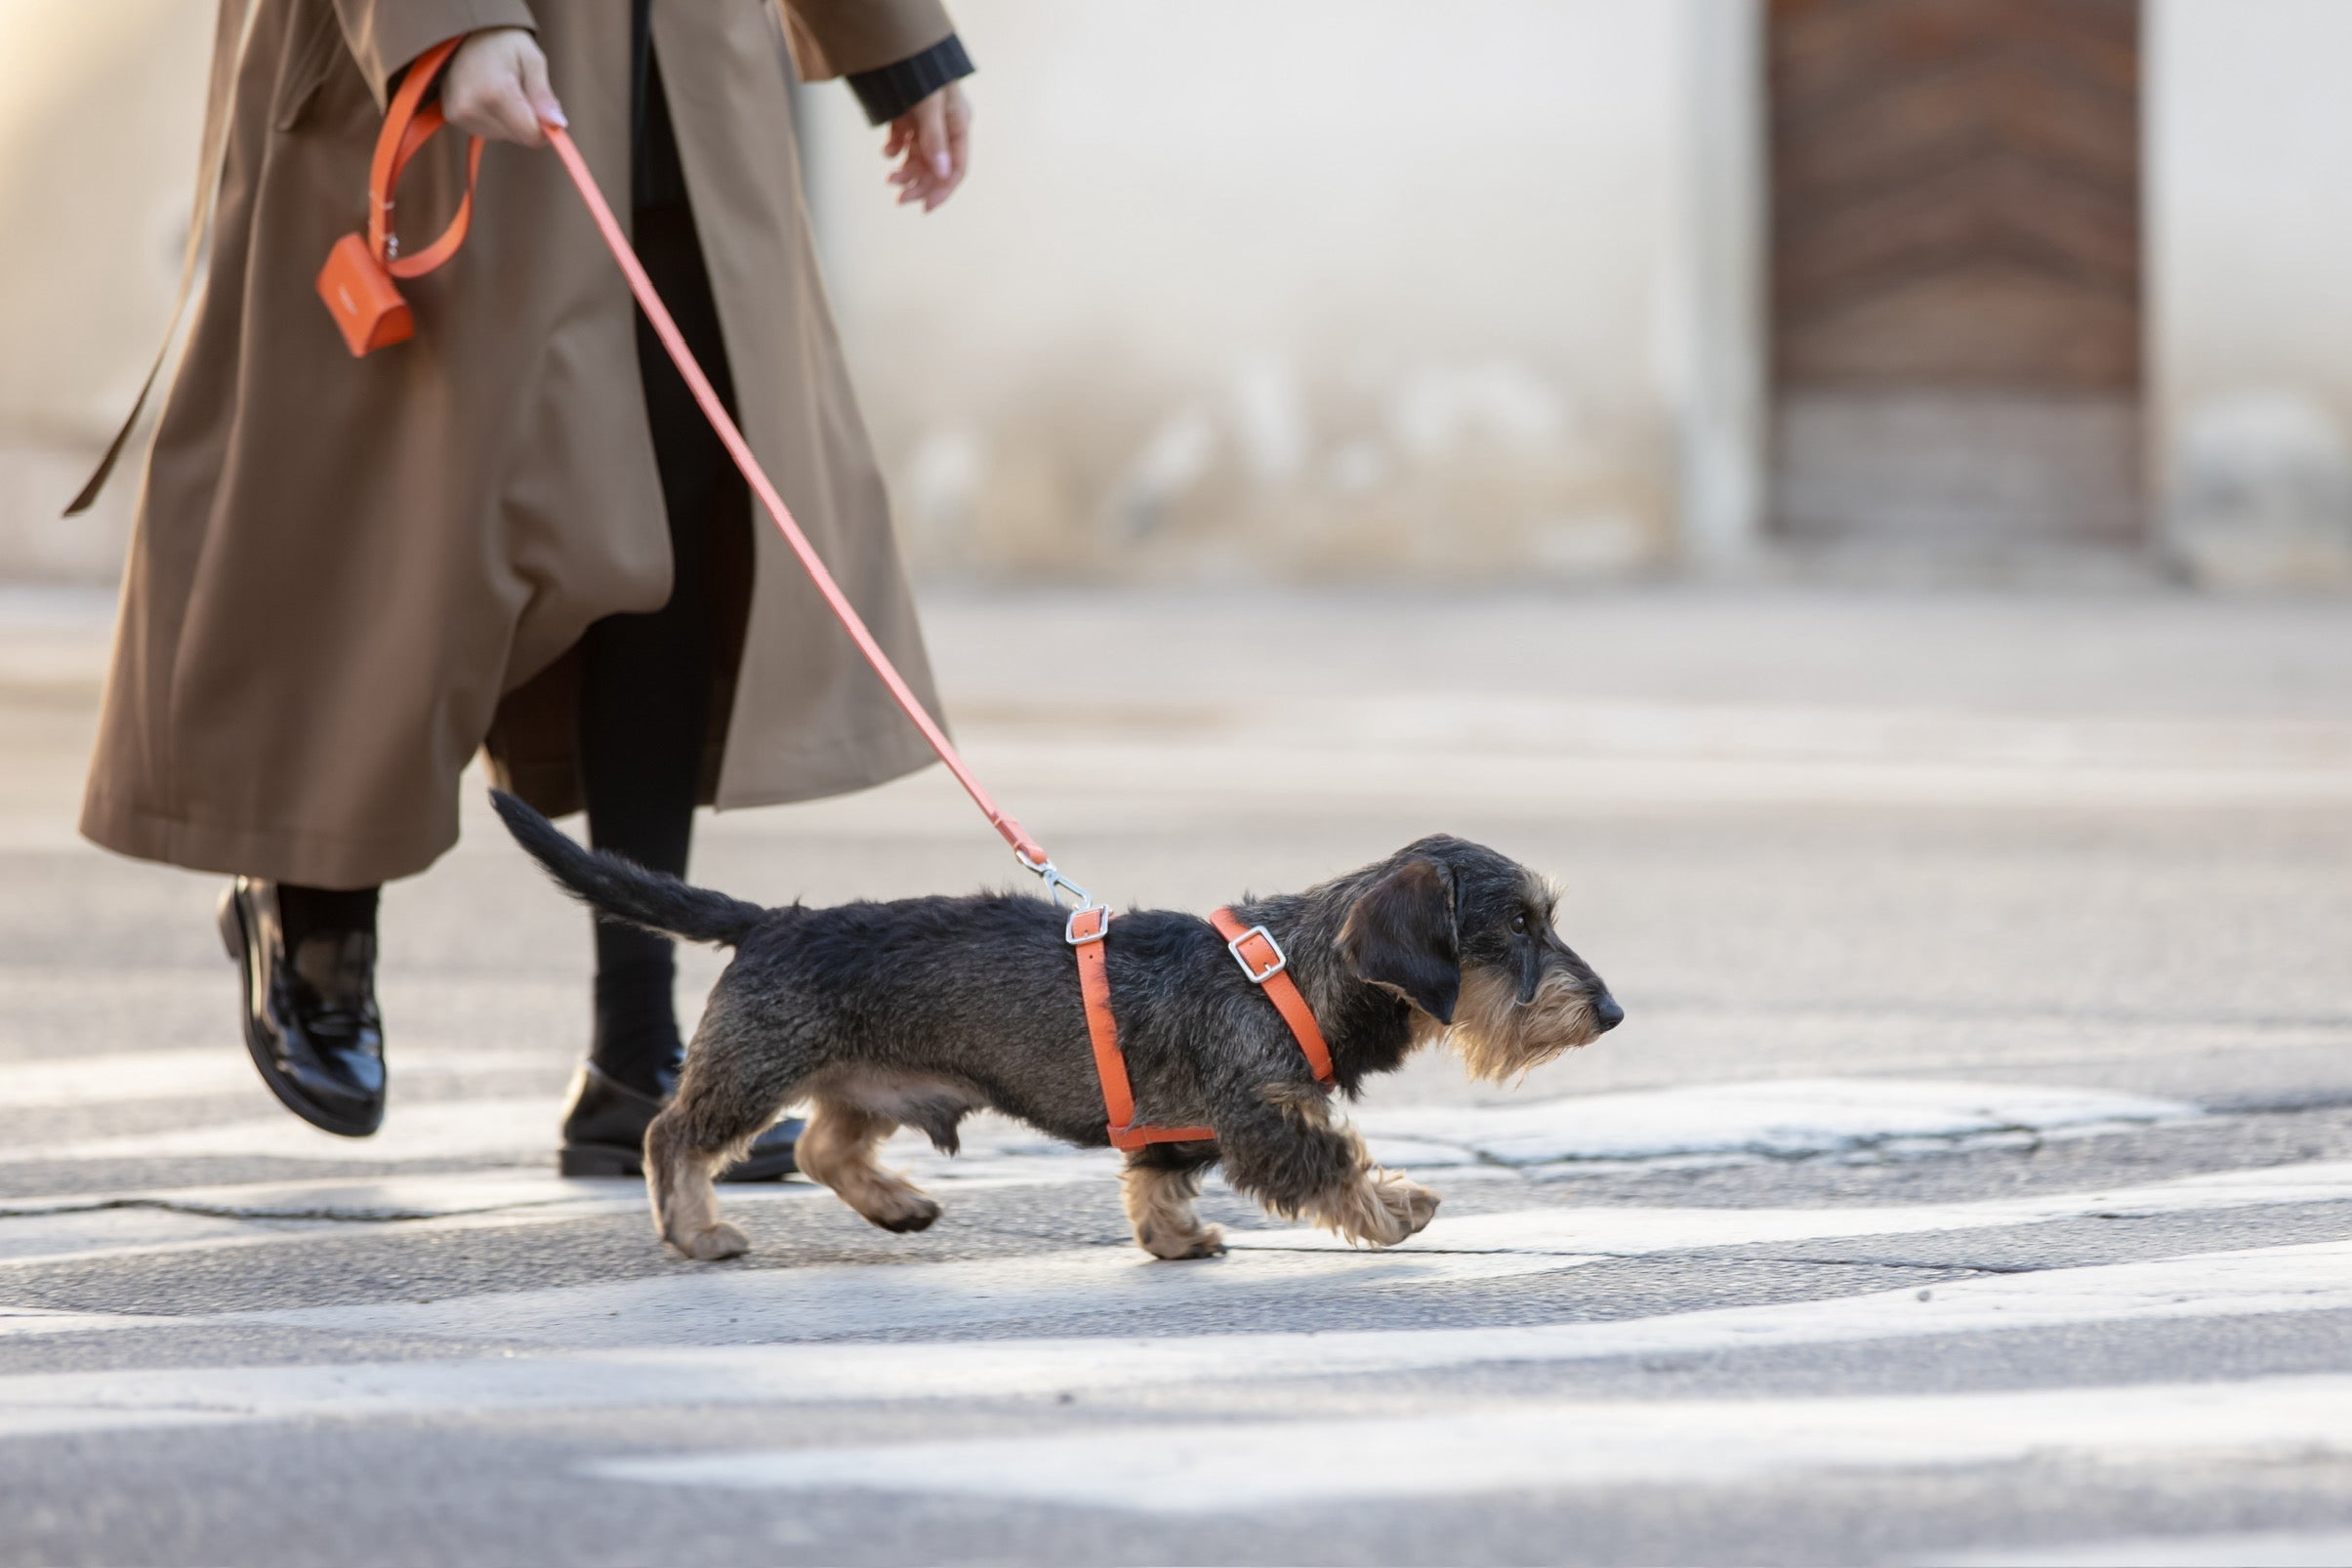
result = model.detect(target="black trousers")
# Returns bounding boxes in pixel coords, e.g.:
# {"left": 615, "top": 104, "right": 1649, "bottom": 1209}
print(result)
{"left": 282, "top": 202, "right": 742, "bottom": 1095}
{"left": 570, "top": 197, "right": 744, "bottom": 1091}
{"left": 283, "top": 50, "right": 742, "bottom": 1093}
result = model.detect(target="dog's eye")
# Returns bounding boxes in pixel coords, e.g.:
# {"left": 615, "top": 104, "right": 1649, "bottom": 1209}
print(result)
{"left": 1511, "top": 912, "right": 1528, "bottom": 933}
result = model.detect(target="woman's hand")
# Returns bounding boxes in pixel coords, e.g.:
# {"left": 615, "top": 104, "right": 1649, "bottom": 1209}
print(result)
{"left": 883, "top": 82, "right": 970, "bottom": 211}
{"left": 442, "top": 27, "right": 565, "bottom": 146}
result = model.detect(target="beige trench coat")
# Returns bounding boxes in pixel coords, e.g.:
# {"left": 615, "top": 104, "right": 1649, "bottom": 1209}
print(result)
{"left": 81, "top": 0, "right": 951, "bottom": 888}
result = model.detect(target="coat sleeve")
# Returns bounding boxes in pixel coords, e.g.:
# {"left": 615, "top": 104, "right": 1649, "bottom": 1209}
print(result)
{"left": 329, "top": 0, "right": 539, "bottom": 105}
{"left": 774, "top": 0, "right": 955, "bottom": 81}
{"left": 845, "top": 34, "right": 973, "bottom": 124}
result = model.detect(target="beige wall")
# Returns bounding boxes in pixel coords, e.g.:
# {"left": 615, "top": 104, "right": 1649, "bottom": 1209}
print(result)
{"left": 2149, "top": 0, "right": 2352, "bottom": 585}
{"left": 15, "top": 0, "right": 2345, "bottom": 590}
{"left": 0, "top": 0, "right": 211, "bottom": 578}
{"left": 0, "top": 0, "right": 1754, "bottom": 587}
{"left": 800, "top": 0, "right": 1729, "bottom": 582}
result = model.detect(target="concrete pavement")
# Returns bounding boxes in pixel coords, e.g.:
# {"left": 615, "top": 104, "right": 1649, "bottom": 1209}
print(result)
{"left": 1, "top": 583, "right": 2349, "bottom": 1565}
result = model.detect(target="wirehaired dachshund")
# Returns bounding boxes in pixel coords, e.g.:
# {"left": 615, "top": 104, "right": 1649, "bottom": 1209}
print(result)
{"left": 492, "top": 791, "right": 1622, "bottom": 1261}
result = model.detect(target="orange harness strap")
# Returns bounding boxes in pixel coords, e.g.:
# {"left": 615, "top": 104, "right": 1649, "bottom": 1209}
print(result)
{"left": 1069, "top": 906, "right": 1214, "bottom": 1152}
{"left": 1208, "top": 908, "right": 1337, "bottom": 1084}
{"left": 1069, "top": 905, "right": 1335, "bottom": 1152}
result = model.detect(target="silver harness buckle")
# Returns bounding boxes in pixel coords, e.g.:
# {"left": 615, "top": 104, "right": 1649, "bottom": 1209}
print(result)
{"left": 1225, "top": 924, "right": 1287, "bottom": 984}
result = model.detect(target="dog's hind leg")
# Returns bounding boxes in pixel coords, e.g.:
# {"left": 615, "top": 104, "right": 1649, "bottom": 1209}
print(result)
{"left": 1122, "top": 1148, "right": 1224, "bottom": 1259}
{"left": 644, "top": 1005, "right": 813, "bottom": 1261}
{"left": 645, "top": 1103, "right": 752, "bottom": 1261}
{"left": 795, "top": 1098, "right": 942, "bottom": 1234}
{"left": 1218, "top": 1083, "right": 1440, "bottom": 1249}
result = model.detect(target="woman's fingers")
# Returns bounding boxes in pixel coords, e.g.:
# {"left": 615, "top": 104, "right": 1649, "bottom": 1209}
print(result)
{"left": 887, "top": 146, "right": 934, "bottom": 206}
{"left": 883, "top": 102, "right": 943, "bottom": 206}
{"left": 931, "top": 85, "right": 970, "bottom": 207}
{"left": 488, "top": 79, "right": 543, "bottom": 147}
{"left": 882, "top": 85, "right": 969, "bottom": 211}
{"left": 913, "top": 96, "right": 952, "bottom": 184}
{"left": 518, "top": 44, "right": 566, "bottom": 134}
{"left": 944, "top": 88, "right": 970, "bottom": 182}
{"left": 444, "top": 27, "right": 554, "bottom": 146}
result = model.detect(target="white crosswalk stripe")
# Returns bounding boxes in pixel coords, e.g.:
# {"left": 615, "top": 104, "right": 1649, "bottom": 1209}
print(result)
{"left": 3, "top": 1240, "right": 2350, "bottom": 1442}
{"left": 3, "top": 1159, "right": 2345, "bottom": 1342}
{"left": 1, "top": 1056, "right": 2347, "bottom": 1555}
{"left": 591, "top": 1375, "right": 2352, "bottom": 1509}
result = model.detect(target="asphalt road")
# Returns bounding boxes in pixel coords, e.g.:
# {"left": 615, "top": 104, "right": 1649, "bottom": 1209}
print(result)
{"left": 1, "top": 583, "right": 2349, "bottom": 1567}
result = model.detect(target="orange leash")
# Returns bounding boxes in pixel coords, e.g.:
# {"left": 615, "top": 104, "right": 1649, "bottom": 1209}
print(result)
{"left": 541, "top": 127, "right": 1341, "bottom": 1148}
{"left": 541, "top": 125, "right": 1061, "bottom": 888}
{"left": 322, "top": 65, "right": 1333, "bottom": 1151}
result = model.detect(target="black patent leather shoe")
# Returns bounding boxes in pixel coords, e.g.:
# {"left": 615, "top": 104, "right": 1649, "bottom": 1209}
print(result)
{"left": 557, "top": 1061, "right": 801, "bottom": 1183}
{"left": 218, "top": 878, "right": 386, "bottom": 1137}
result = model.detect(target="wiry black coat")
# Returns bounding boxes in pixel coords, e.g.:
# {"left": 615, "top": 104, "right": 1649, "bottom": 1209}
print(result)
{"left": 492, "top": 790, "right": 1620, "bottom": 1259}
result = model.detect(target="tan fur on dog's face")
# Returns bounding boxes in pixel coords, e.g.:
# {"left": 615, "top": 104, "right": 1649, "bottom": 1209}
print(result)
{"left": 1447, "top": 963, "right": 1608, "bottom": 1082}
{"left": 1365, "top": 862, "right": 1621, "bottom": 1083}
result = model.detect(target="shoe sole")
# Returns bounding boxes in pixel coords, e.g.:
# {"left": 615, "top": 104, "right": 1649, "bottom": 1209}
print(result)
{"left": 558, "top": 1139, "right": 799, "bottom": 1183}
{"left": 557, "top": 1143, "right": 643, "bottom": 1179}
{"left": 219, "top": 888, "right": 383, "bottom": 1139}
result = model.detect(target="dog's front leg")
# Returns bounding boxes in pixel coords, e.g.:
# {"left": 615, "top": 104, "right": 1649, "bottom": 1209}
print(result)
{"left": 796, "top": 1098, "right": 942, "bottom": 1234}
{"left": 1219, "top": 1084, "right": 1440, "bottom": 1249}
{"left": 1121, "top": 1149, "right": 1225, "bottom": 1260}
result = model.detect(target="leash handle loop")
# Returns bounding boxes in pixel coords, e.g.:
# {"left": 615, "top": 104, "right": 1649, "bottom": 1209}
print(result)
{"left": 543, "top": 122, "right": 1054, "bottom": 881}
{"left": 369, "top": 38, "right": 481, "bottom": 279}
{"left": 316, "top": 34, "right": 481, "bottom": 355}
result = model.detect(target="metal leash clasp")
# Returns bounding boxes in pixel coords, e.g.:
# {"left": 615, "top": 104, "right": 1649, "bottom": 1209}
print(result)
{"left": 1015, "top": 846, "right": 1091, "bottom": 909}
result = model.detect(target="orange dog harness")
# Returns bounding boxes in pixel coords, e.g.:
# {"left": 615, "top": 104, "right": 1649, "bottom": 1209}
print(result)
{"left": 1068, "top": 905, "right": 1335, "bottom": 1151}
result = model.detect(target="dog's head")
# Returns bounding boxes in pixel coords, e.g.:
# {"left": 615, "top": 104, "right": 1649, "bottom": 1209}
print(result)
{"left": 1335, "top": 836, "right": 1622, "bottom": 1082}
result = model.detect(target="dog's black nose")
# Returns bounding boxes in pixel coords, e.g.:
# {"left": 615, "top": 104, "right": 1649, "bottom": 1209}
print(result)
{"left": 1591, "top": 994, "right": 1625, "bottom": 1033}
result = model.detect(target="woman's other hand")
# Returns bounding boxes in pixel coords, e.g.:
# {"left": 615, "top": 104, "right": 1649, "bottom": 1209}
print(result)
{"left": 883, "top": 82, "right": 970, "bottom": 212}
{"left": 444, "top": 27, "right": 565, "bottom": 146}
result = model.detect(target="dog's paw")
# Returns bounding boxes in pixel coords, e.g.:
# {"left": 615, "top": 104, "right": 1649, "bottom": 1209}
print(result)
{"left": 867, "top": 1192, "right": 942, "bottom": 1234}
{"left": 1384, "top": 1174, "right": 1441, "bottom": 1237}
{"left": 1326, "top": 1168, "right": 1441, "bottom": 1248}
{"left": 1136, "top": 1220, "right": 1226, "bottom": 1261}
{"left": 677, "top": 1221, "right": 750, "bottom": 1261}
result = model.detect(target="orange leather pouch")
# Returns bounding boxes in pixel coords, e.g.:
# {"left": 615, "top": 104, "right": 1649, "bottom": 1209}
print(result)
{"left": 318, "top": 232, "right": 415, "bottom": 355}
{"left": 314, "top": 36, "right": 483, "bottom": 357}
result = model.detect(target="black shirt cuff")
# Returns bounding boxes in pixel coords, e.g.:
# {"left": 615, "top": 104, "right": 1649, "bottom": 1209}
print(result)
{"left": 846, "top": 34, "right": 974, "bottom": 126}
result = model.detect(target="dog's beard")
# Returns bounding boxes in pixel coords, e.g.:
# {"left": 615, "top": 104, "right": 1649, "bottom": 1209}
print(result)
{"left": 1445, "top": 965, "right": 1603, "bottom": 1084}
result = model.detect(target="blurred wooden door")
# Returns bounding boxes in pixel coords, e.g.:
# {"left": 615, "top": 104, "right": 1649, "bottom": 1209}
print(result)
{"left": 1769, "top": 0, "right": 2143, "bottom": 545}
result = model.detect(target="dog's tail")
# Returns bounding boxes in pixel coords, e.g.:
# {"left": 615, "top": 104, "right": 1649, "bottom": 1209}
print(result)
{"left": 490, "top": 790, "right": 766, "bottom": 948}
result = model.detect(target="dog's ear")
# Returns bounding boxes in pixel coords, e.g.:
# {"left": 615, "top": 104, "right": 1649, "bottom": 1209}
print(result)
{"left": 1338, "top": 858, "right": 1460, "bottom": 1023}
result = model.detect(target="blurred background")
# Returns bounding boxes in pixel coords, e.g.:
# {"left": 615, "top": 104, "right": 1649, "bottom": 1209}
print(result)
{"left": 8, "top": 0, "right": 2352, "bottom": 592}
